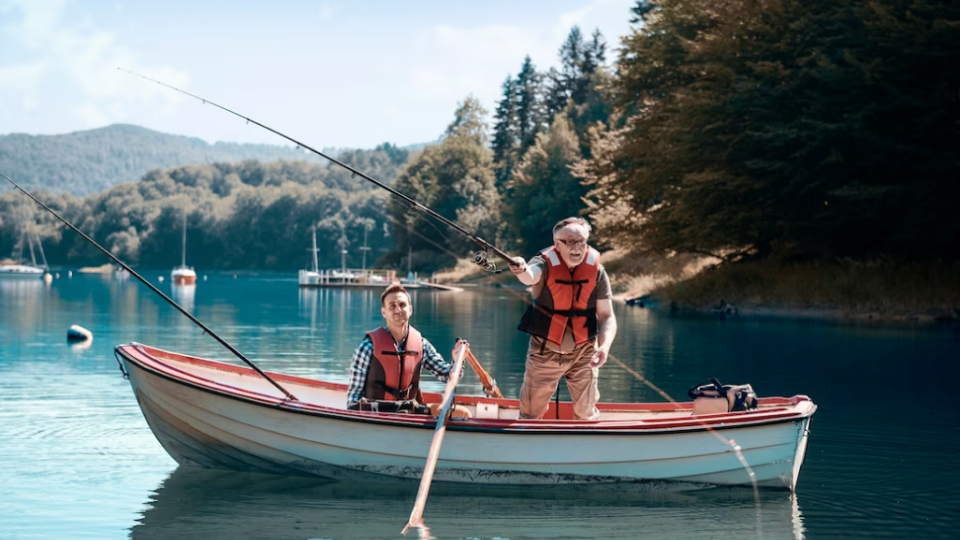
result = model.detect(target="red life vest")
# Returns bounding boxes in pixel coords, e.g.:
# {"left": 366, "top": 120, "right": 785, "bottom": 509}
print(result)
{"left": 362, "top": 326, "right": 424, "bottom": 401}
{"left": 517, "top": 246, "right": 601, "bottom": 346}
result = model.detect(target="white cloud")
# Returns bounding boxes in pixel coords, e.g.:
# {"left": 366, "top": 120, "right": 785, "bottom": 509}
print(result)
{"left": 318, "top": 1, "right": 339, "bottom": 20}
{"left": 0, "top": 0, "right": 189, "bottom": 128}
{"left": 405, "top": 0, "right": 634, "bottom": 112}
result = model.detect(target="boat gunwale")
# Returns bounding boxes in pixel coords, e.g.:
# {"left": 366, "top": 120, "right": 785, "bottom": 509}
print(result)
{"left": 117, "top": 343, "right": 816, "bottom": 435}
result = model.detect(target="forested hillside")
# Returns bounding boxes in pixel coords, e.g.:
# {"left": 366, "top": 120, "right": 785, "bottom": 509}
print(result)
{"left": 0, "top": 146, "right": 412, "bottom": 270}
{"left": 0, "top": 124, "right": 338, "bottom": 196}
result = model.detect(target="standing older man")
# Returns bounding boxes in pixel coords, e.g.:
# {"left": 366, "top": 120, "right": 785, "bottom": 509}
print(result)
{"left": 509, "top": 217, "right": 617, "bottom": 420}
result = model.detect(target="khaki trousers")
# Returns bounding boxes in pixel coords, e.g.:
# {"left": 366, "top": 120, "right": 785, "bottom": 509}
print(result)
{"left": 519, "top": 339, "right": 600, "bottom": 420}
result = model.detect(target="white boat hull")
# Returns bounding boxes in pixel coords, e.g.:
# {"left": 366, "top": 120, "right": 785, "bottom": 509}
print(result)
{"left": 0, "top": 264, "right": 44, "bottom": 278}
{"left": 118, "top": 344, "right": 815, "bottom": 490}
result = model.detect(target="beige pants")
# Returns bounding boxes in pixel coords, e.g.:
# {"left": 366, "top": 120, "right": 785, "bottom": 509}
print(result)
{"left": 519, "top": 339, "right": 600, "bottom": 420}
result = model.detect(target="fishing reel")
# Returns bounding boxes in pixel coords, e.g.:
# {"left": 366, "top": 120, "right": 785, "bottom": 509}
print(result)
{"left": 473, "top": 250, "right": 501, "bottom": 274}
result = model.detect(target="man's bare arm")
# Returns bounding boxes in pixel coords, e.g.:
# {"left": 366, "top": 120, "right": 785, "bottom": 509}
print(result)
{"left": 591, "top": 299, "right": 618, "bottom": 368}
{"left": 509, "top": 256, "right": 542, "bottom": 286}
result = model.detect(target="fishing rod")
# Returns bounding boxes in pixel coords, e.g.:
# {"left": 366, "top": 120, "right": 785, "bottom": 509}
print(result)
{"left": 0, "top": 171, "right": 299, "bottom": 402}
{"left": 119, "top": 68, "right": 518, "bottom": 273}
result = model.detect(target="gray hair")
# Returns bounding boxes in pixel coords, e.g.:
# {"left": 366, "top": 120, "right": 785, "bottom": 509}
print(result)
{"left": 552, "top": 217, "right": 592, "bottom": 237}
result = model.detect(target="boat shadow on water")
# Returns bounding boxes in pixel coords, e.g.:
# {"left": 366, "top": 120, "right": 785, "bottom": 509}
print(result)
{"left": 131, "top": 467, "right": 806, "bottom": 540}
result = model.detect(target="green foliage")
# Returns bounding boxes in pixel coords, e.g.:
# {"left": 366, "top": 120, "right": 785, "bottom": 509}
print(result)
{"left": 388, "top": 97, "right": 499, "bottom": 272}
{"left": 0, "top": 156, "right": 411, "bottom": 270}
{"left": 503, "top": 115, "right": 583, "bottom": 252}
{"left": 582, "top": 0, "right": 960, "bottom": 262}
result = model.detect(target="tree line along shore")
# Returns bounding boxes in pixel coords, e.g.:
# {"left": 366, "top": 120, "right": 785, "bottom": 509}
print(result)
{"left": 3, "top": 1, "right": 958, "bottom": 324}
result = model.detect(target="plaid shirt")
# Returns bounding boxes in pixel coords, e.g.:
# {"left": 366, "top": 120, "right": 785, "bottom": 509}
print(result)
{"left": 346, "top": 328, "right": 458, "bottom": 406}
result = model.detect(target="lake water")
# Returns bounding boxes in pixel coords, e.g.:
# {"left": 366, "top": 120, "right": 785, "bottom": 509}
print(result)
{"left": 1, "top": 273, "right": 958, "bottom": 539}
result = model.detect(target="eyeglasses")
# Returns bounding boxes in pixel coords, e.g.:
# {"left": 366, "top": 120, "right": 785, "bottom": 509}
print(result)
{"left": 556, "top": 238, "right": 587, "bottom": 248}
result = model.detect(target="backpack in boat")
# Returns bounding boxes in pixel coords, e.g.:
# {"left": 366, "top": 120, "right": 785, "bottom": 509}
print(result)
{"left": 687, "top": 378, "right": 758, "bottom": 415}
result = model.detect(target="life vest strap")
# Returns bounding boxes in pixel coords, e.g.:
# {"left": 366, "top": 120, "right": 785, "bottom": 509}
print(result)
{"left": 554, "top": 277, "right": 590, "bottom": 302}
{"left": 379, "top": 350, "right": 419, "bottom": 357}
{"left": 532, "top": 301, "right": 593, "bottom": 318}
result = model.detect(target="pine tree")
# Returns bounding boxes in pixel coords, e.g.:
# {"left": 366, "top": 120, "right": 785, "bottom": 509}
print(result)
{"left": 629, "top": 0, "right": 656, "bottom": 25}
{"left": 503, "top": 115, "right": 584, "bottom": 253}
{"left": 491, "top": 75, "right": 519, "bottom": 191}
{"left": 581, "top": 0, "right": 960, "bottom": 261}
{"left": 514, "top": 56, "right": 545, "bottom": 155}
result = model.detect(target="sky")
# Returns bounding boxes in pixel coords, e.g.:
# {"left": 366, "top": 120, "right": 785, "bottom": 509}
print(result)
{"left": 0, "top": 0, "right": 636, "bottom": 149}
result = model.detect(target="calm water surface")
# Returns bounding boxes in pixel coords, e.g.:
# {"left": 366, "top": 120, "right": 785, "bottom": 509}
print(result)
{"left": 1, "top": 274, "right": 958, "bottom": 539}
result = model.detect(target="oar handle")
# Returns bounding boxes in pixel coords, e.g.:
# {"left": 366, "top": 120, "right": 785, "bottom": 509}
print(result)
{"left": 402, "top": 340, "right": 469, "bottom": 533}
{"left": 465, "top": 348, "right": 502, "bottom": 399}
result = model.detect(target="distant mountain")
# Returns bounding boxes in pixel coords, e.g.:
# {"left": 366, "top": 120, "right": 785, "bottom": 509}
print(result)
{"left": 0, "top": 124, "right": 341, "bottom": 196}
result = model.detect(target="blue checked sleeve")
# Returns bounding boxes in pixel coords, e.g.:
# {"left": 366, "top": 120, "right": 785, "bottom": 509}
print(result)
{"left": 345, "top": 336, "right": 374, "bottom": 406}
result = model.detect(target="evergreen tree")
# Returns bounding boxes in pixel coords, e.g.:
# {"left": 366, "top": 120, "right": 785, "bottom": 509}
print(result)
{"left": 629, "top": 0, "right": 656, "bottom": 25}
{"left": 491, "top": 75, "right": 520, "bottom": 191}
{"left": 514, "top": 56, "right": 546, "bottom": 155}
{"left": 581, "top": 0, "right": 960, "bottom": 262}
{"left": 503, "top": 115, "right": 584, "bottom": 253}
{"left": 542, "top": 67, "right": 569, "bottom": 120}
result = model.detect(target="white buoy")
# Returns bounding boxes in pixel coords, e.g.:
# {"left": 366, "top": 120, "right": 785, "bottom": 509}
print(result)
{"left": 43, "top": 273, "right": 53, "bottom": 284}
{"left": 203, "top": 275, "right": 207, "bottom": 281}
{"left": 158, "top": 276, "right": 165, "bottom": 282}
{"left": 68, "top": 270, "right": 73, "bottom": 278}
{"left": 66, "top": 324, "right": 93, "bottom": 342}
{"left": 55, "top": 273, "right": 60, "bottom": 278}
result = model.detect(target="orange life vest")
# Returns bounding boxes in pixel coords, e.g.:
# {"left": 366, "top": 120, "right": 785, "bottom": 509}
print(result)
{"left": 362, "top": 326, "right": 423, "bottom": 401}
{"left": 517, "top": 246, "right": 601, "bottom": 346}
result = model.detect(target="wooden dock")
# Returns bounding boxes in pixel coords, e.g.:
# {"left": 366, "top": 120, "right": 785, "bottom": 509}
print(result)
{"left": 298, "top": 269, "right": 462, "bottom": 292}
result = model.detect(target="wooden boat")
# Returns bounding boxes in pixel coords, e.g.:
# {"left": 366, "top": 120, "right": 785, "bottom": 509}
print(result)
{"left": 115, "top": 343, "right": 816, "bottom": 491}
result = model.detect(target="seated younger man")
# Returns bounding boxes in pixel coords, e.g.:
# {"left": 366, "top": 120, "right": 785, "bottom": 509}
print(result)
{"left": 346, "top": 284, "right": 457, "bottom": 412}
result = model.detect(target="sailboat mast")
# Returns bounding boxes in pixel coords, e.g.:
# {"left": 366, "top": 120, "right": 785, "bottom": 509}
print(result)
{"left": 26, "top": 231, "right": 37, "bottom": 267}
{"left": 35, "top": 233, "right": 48, "bottom": 270}
{"left": 311, "top": 226, "right": 319, "bottom": 273}
{"left": 181, "top": 213, "right": 187, "bottom": 267}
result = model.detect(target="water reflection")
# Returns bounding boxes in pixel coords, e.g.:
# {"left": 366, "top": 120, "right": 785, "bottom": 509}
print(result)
{"left": 0, "top": 276, "right": 44, "bottom": 297}
{"left": 170, "top": 283, "right": 195, "bottom": 313}
{"left": 131, "top": 468, "right": 805, "bottom": 540}
{"left": 69, "top": 338, "right": 93, "bottom": 351}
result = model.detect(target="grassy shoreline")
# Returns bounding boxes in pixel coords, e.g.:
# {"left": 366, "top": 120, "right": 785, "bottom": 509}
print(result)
{"left": 637, "top": 259, "right": 960, "bottom": 325}
{"left": 435, "top": 252, "right": 960, "bottom": 325}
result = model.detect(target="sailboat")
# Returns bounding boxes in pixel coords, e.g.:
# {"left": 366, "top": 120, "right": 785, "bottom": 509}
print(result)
{"left": 171, "top": 213, "right": 196, "bottom": 286}
{"left": 298, "top": 226, "right": 321, "bottom": 286}
{"left": 0, "top": 229, "right": 47, "bottom": 279}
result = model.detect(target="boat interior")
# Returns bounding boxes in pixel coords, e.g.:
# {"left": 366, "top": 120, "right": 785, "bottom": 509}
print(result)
{"left": 119, "top": 343, "right": 813, "bottom": 424}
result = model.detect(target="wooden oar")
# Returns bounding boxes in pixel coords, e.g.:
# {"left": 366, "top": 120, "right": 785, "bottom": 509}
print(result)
{"left": 401, "top": 340, "right": 469, "bottom": 535}
{"left": 465, "top": 348, "right": 502, "bottom": 398}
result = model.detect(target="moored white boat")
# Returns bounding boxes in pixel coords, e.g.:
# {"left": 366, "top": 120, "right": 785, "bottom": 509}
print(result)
{"left": 171, "top": 214, "right": 196, "bottom": 286}
{"left": 171, "top": 265, "right": 196, "bottom": 286}
{"left": 116, "top": 343, "right": 816, "bottom": 491}
{"left": 0, "top": 262, "right": 44, "bottom": 278}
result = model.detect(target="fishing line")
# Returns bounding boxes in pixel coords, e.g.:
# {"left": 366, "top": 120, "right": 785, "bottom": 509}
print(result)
{"left": 120, "top": 68, "right": 516, "bottom": 273}
{"left": 495, "top": 281, "right": 763, "bottom": 528}
{"left": 120, "top": 69, "right": 762, "bottom": 522}
{"left": 0, "top": 171, "right": 299, "bottom": 401}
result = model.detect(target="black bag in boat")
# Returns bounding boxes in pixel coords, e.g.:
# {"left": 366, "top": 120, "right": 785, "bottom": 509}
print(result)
{"left": 347, "top": 398, "right": 432, "bottom": 415}
{"left": 687, "top": 378, "right": 759, "bottom": 414}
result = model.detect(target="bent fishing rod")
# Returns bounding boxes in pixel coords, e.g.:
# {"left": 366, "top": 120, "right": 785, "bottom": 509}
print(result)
{"left": 119, "top": 68, "right": 517, "bottom": 273}
{"left": 0, "top": 171, "right": 298, "bottom": 401}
